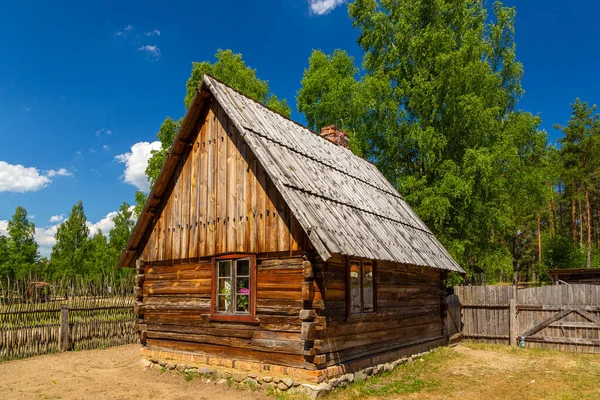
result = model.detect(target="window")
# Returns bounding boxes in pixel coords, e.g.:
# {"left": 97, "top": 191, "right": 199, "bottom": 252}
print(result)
{"left": 211, "top": 255, "right": 256, "bottom": 322}
{"left": 349, "top": 260, "right": 375, "bottom": 314}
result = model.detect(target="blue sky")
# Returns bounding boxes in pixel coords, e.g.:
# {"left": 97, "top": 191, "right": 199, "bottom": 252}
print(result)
{"left": 0, "top": 0, "right": 598, "bottom": 256}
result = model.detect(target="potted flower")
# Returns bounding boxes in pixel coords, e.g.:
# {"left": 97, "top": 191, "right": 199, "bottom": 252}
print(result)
{"left": 237, "top": 287, "right": 249, "bottom": 312}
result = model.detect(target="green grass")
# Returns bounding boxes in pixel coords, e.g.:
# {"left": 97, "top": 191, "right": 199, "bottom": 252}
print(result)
{"left": 276, "top": 344, "right": 600, "bottom": 400}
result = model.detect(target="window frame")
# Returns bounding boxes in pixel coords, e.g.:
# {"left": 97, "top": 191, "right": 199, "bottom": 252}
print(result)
{"left": 210, "top": 254, "right": 258, "bottom": 323}
{"left": 347, "top": 258, "right": 377, "bottom": 316}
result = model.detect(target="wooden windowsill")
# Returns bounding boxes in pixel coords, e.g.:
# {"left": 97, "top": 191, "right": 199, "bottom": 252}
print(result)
{"left": 209, "top": 314, "right": 260, "bottom": 324}
{"left": 345, "top": 311, "right": 377, "bottom": 323}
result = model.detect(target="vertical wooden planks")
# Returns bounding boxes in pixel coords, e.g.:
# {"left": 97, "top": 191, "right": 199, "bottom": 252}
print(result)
{"left": 172, "top": 160, "right": 181, "bottom": 260}
{"left": 266, "top": 180, "right": 277, "bottom": 253}
{"left": 207, "top": 107, "right": 216, "bottom": 257}
{"left": 226, "top": 117, "right": 237, "bottom": 252}
{"left": 257, "top": 163, "right": 267, "bottom": 253}
{"left": 237, "top": 130, "right": 247, "bottom": 252}
{"left": 248, "top": 151, "right": 257, "bottom": 253}
{"left": 180, "top": 140, "right": 191, "bottom": 259}
{"left": 135, "top": 101, "right": 310, "bottom": 261}
{"left": 216, "top": 104, "right": 227, "bottom": 254}
{"left": 189, "top": 125, "right": 200, "bottom": 259}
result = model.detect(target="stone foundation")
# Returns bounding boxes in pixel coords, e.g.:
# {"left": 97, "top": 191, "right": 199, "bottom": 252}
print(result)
{"left": 141, "top": 337, "right": 445, "bottom": 397}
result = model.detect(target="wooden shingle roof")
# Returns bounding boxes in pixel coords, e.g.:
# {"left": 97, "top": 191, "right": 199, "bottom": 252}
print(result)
{"left": 118, "top": 75, "right": 463, "bottom": 273}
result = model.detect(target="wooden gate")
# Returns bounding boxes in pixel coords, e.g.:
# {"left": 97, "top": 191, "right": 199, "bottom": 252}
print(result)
{"left": 454, "top": 284, "right": 600, "bottom": 353}
{"left": 446, "top": 293, "right": 462, "bottom": 344}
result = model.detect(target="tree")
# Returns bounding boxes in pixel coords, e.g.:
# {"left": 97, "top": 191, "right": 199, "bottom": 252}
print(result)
{"left": 297, "top": 50, "right": 362, "bottom": 132}
{"left": 6, "top": 206, "right": 38, "bottom": 279}
{"left": 136, "top": 49, "right": 292, "bottom": 215}
{"left": 84, "top": 230, "right": 111, "bottom": 279}
{"left": 0, "top": 235, "right": 11, "bottom": 280}
{"left": 184, "top": 49, "right": 291, "bottom": 114}
{"left": 556, "top": 99, "right": 600, "bottom": 268}
{"left": 50, "top": 201, "right": 90, "bottom": 279}
{"left": 108, "top": 202, "right": 135, "bottom": 264}
{"left": 296, "top": 0, "right": 550, "bottom": 279}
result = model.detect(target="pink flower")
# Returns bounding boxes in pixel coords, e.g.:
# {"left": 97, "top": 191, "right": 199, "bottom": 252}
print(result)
{"left": 240, "top": 288, "right": 249, "bottom": 294}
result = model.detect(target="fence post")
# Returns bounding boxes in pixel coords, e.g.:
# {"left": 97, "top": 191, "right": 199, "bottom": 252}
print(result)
{"left": 59, "top": 304, "right": 69, "bottom": 352}
{"left": 509, "top": 298, "right": 517, "bottom": 347}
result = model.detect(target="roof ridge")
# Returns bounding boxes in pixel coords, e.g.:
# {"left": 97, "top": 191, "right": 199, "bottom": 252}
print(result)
{"left": 203, "top": 74, "right": 378, "bottom": 161}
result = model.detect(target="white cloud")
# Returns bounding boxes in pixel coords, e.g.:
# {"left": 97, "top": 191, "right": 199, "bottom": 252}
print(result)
{"left": 103, "top": 145, "right": 110, "bottom": 151}
{"left": 87, "top": 205, "right": 136, "bottom": 236}
{"left": 96, "top": 128, "right": 112, "bottom": 137}
{"left": 46, "top": 168, "right": 73, "bottom": 178}
{"left": 115, "top": 141, "right": 161, "bottom": 192}
{"left": 87, "top": 211, "right": 119, "bottom": 236}
{"left": 138, "top": 45, "right": 161, "bottom": 60}
{"left": 35, "top": 224, "right": 58, "bottom": 247}
{"left": 0, "top": 220, "right": 7, "bottom": 236}
{"left": 145, "top": 29, "right": 160, "bottom": 36}
{"left": 116, "top": 25, "right": 134, "bottom": 36}
{"left": 308, "top": 0, "right": 345, "bottom": 15}
{"left": 0, "top": 161, "right": 51, "bottom": 192}
{"left": 49, "top": 214, "right": 64, "bottom": 223}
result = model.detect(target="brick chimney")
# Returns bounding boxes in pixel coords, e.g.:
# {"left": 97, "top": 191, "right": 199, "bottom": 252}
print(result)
{"left": 320, "top": 125, "right": 349, "bottom": 149}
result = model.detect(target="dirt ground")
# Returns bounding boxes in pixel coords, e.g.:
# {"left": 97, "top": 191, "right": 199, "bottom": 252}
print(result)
{"left": 2, "top": 343, "right": 600, "bottom": 400}
{"left": 0, "top": 345, "right": 269, "bottom": 400}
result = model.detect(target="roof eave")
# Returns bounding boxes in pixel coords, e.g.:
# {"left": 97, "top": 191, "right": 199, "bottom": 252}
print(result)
{"left": 116, "top": 82, "right": 212, "bottom": 268}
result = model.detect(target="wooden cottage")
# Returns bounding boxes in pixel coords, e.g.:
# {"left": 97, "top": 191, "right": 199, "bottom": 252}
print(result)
{"left": 118, "top": 75, "right": 464, "bottom": 381}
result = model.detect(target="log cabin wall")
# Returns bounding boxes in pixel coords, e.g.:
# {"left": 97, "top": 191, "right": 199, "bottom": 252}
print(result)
{"left": 311, "top": 255, "right": 447, "bottom": 369}
{"left": 139, "top": 100, "right": 309, "bottom": 263}
{"left": 135, "top": 100, "right": 312, "bottom": 368}
{"left": 141, "top": 256, "right": 307, "bottom": 368}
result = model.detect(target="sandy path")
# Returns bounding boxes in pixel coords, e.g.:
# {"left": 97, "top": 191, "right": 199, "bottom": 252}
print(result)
{"left": 0, "top": 345, "right": 269, "bottom": 400}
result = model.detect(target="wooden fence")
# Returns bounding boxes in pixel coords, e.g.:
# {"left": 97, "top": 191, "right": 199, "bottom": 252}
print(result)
{"left": 0, "top": 296, "right": 136, "bottom": 361}
{"left": 0, "top": 276, "right": 137, "bottom": 361}
{"left": 454, "top": 284, "right": 600, "bottom": 353}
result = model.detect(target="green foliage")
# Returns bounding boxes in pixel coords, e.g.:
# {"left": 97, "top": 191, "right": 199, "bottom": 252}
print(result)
{"left": 0, "top": 206, "right": 39, "bottom": 280}
{"left": 108, "top": 202, "right": 135, "bottom": 258}
{"left": 84, "top": 230, "right": 112, "bottom": 279}
{"left": 141, "top": 49, "right": 291, "bottom": 198}
{"left": 144, "top": 117, "right": 182, "bottom": 190}
{"left": 555, "top": 99, "right": 600, "bottom": 269}
{"left": 444, "top": 272, "right": 464, "bottom": 287}
{"left": 297, "top": 49, "right": 361, "bottom": 132}
{"left": 134, "top": 191, "right": 147, "bottom": 218}
{"left": 50, "top": 201, "right": 90, "bottom": 280}
{"left": 295, "top": 0, "right": 551, "bottom": 278}
{"left": 184, "top": 49, "right": 291, "bottom": 116}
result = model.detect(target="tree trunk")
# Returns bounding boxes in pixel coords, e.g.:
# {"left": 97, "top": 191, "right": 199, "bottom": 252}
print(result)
{"left": 538, "top": 212, "right": 542, "bottom": 264}
{"left": 578, "top": 186, "right": 583, "bottom": 246}
{"left": 512, "top": 234, "right": 518, "bottom": 287}
{"left": 585, "top": 183, "right": 592, "bottom": 268}
{"left": 548, "top": 201, "right": 556, "bottom": 236}
{"left": 572, "top": 198, "right": 577, "bottom": 246}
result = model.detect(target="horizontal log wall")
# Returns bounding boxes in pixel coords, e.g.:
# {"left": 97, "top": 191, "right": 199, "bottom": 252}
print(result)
{"left": 312, "top": 256, "right": 446, "bottom": 369}
{"left": 142, "top": 256, "right": 307, "bottom": 367}
{"left": 140, "top": 101, "right": 309, "bottom": 263}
